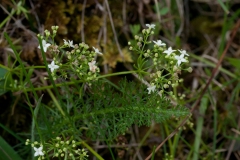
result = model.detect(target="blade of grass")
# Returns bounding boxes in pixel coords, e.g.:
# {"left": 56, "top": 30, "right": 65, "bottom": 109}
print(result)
{"left": 190, "top": 54, "right": 236, "bottom": 79}
{"left": 133, "top": 123, "right": 155, "bottom": 159}
{"left": 4, "top": 32, "right": 39, "bottom": 100}
{"left": 106, "top": 140, "right": 115, "bottom": 160}
{"left": 193, "top": 94, "right": 208, "bottom": 160}
{"left": 0, "top": 5, "right": 16, "bottom": 29}
{"left": 172, "top": 129, "right": 182, "bottom": 157}
{"left": 216, "top": 0, "right": 229, "bottom": 14}
{"left": 0, "top": 124, "right": 24, "bottom": 143}
{"left": 151, "top": 146, "right": 156, "bottom": 160}
{"left": 212, "top": 98, "right": 217, "bottom": 159}
{"left": 31, "top": 94, "right": 44, "bottom": 159}
{"left": 81, "top": 141, "right": 104, "bottom": 160}
{"left": 0, "top": 136, "right": 22, "bottom": 160}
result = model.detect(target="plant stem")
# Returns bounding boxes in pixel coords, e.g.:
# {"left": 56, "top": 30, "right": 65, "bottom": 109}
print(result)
{"left": 81, "top": 141, "right": 104, "bottom": 160}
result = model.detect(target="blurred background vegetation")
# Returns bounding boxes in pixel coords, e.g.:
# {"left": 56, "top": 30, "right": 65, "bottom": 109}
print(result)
{"left": 0, "top": 0, "right": 240, "bottom": 159}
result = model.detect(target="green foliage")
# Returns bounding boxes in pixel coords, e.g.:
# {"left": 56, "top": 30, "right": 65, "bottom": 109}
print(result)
{"left": 226, "top": 57, "right": 240, "bottom": 71}
{"left": 2, "top": 0, "right": 240, "bottom": 159}
{"left": 0, "top": 136, "right": 22, "bottom": 160}
{"left": 0, "top": 67, "right": 8, "bottom": 95}
{"left": 130, "top": 24, "right": 141, "bottom": 36}
{"left": 153, "top": 3, "right": 169, "bottom": 16}
{"left": 37, "top": 79, "right": 189, "bottom": 141}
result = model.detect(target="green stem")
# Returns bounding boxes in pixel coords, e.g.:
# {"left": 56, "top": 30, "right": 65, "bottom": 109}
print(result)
{"left": 172, "top": 129, "right": 181, "bottom": 157}
{"left": 21, "top": 70, "right": 138, "bottom": 92}
{"left": 0, "top": 9, "right": 16, "bottom": 29}
{"left": 45, "top": 85, "right": 65, "bottom": 116}
{"left": 98, "top": 70, "right": 138, "bottom": 79}
{"left": 38, "top": 37, "right": 65, "bottom": 117}
{"left": 193, "top": 94, "right": 208, "bottom": 160}
{"left": 81, "top": 141, "right": 104, "bottom": 160}
{"left": 4, "top": 32, "right": 39, "bottom": 99}
{"left": 163, "top": 123, "right": 173, "bottom": 155}
{"left": 134, "top": 123, "right": 155, "bottom": 158}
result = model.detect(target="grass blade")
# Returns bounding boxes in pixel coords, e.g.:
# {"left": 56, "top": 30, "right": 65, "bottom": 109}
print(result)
{"left": 0, "top": 136, "right": 22, "bottom": 160}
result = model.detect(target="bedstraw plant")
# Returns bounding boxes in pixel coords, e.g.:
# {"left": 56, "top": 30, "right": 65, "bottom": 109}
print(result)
{"left": 3, "top": 24, "right": 192, "bottom": 159}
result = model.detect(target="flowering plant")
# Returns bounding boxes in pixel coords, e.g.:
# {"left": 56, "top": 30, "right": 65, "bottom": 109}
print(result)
{"left": 128, "top": 24, "right": 192, "bottom": 100}
{"left": 5, "top": 24, "right": 191, "bottom": 159}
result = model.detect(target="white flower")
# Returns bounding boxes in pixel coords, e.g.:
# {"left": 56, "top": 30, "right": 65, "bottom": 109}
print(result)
{"left": 93, "top": 47, "right": 102, "bottom": 55}
{"left": 178, "top": 49, "right": 189, "bottom": 56}
{"left": 153, "top": 40, "right": 166, "bottom": 47}
{"left": 63, "top": 39, "right": 74, "bottom": 48}
{"left": 163, "top": 47, "right": 176, "bottom": 56}
{"left": 147, "top": 85, "right": 156, "bottom": 94}
{"left": 88, "top": 60, "right": 97, "bottom": 73}
{"left": 34, "top": 146, "right": 44, "bottom": 157}
{"left": 38, "top": 40, "right": 51, "bottom": 52}
{"left": 48, "top": 61, "right": 59, "bottom": 72}
{"left": 175, "top": 54, "right": 187, "bottom": 66}
{"left": 146, "top": 24, "right": 155, "bottom": 29}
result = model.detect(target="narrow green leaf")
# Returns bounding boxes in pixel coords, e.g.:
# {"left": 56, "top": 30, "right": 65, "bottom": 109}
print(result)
{"left": 216, "top": 0, "right": 229, "bottom": 14}
{"left": 226, "top": 57, "right": 240, "bottom": 70}
{"left": 193, "top": 94, "right": 208, "bottom": 160}
{"left": 0, "top": 136, "right": 22, "bottom": 160}
{"left": 0, "top": 67, "right": 8, "bottom": 95}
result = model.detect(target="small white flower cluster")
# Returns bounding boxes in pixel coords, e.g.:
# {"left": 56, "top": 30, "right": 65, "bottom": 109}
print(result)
{"left": 163, "top": 48, "right": 189, "bottom": 66}
{"left": 26, "top": 139, "right": 45, "bottom": 159}
{"left": 153, "top": 40, "right": 166, "bottom": 47}
{"left": 48, "top": 60, "right": 59, "bottom": 72}
{"left": 9, "top": 79, "right": 22, "bottom": 91}
{"left": 146, "top": 24, "right": 189, "bottom": 67}
{"left": 88, "top": 47, "right": 102, "bottom": 73}
{"left": 63, "top": 39, "right": 74, "bottom": 48}
{"left": 93, "top": 46, "right": 102, "bottom": 55}
{"left": 147, "top": 84, "right": 156, "bottom": 94}
{"left": 51, "top": 137, "right": 88, "bottom": 159}
{"left": 38, "top": 39, "right": 51, "bottom": 53}
{"left": 37, "top": 26, "right": 103, "bottom": 81}
{"left": 134, "top": 24, "right": 192, "bottom": 97}
{"left": 146, "top": 24, "right": 155, "bottom": 30}
{"left": 25, "top": 137, "right": 89, "bottom": 159}
{"left": 64, "top": 42, "right": 101, "bottom": 81}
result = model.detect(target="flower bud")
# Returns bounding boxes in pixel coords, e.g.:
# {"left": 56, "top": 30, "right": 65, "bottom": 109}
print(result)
{"left": 179, "top": 79, "right": 183, "bottom": 82}
{"left": 164, "top": 84, "right": 169, "bottom": 88}
{"left": 187, "top": 67, "right": 193, "bottom": 73}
